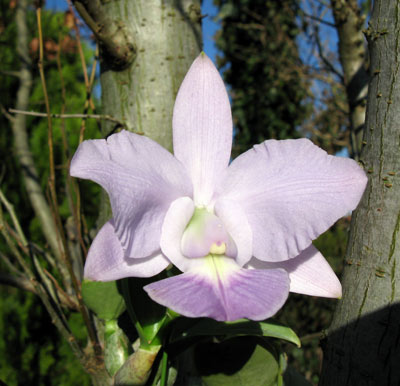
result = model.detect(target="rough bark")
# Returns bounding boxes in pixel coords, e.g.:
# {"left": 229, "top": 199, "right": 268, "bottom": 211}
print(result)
{"left": 331, "top": 0, "right": 369, "bottom": 160}
{"left": 12, "top": 0, "right": 60, "bottom": 257}
{"left": 320, "top": 1, "right": 400, "bottom": 385}
{"left": 72, "top": 0, "right": 136, "bottom": 69}
{"left": 72, "top": 1, "right": 201, "bottom": 384}
{"left": 96, "top": 0, "right": 202, "bottom": 225}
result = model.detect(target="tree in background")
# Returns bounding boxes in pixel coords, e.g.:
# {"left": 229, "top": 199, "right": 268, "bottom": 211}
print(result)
{"left": 321, "top": 0, "right": 400, "bottom": 383}
{"left": 299, "top": 0, "right": 369, "bottom": 159}
{"left": 330, "top": 0, "right": 369, "bottom": 160}
{"left": 213, "top": 0, "right": 310, "bottom": 156}
{"left": 0, "top": 1, "right": 98, "bottom": 383}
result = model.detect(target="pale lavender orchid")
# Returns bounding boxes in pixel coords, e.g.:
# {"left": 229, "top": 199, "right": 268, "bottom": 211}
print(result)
{"left": 70, "top": 53, "right": 367, "bottom": 322}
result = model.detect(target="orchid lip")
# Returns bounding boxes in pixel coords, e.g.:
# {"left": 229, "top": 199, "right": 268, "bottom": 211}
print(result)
{"left": 180, "top": 207, "right": 237, "bottom": 259}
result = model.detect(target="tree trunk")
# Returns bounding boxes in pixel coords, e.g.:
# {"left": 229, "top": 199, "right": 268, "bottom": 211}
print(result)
{"left": 331, "top": 0, "right": 369, "bottom": 160}
{"left": 72, "top": 1, "right": 201, "bottom": 384}
{"left": 85, "top": 0, "right": 202, "bottom": 224}
{"left": 320, "top": 1, "right": 400, "bottom": 385}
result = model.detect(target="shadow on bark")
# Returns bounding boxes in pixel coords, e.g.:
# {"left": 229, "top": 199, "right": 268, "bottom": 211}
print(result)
{"left": 320, "top": 303, "right": 400, "bottom": 386}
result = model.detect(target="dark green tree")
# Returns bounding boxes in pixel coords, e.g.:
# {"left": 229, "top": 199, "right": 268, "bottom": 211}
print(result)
{"left": 214, "top": 0, "right": 310, "bottom": 155}
{"left": 0, "top": 2, "right": 98, "bottom": 384}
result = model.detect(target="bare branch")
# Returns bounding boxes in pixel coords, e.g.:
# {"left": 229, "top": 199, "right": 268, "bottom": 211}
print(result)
{"left": 300, "top": 10, "right": 336, "bottom": 27}
{"left": 9, "top": 108, "right": 126, "bottom": 127}
{"left": 0, "top": 69, "right": 21, "bottom": 78}
{"left": 35, "top": 6, "right": 101, "bottom": 356}
{"left": 314, "top": 25, "right": 344, "bottom": 81}
{"left": 0, "top": 252, "right": 23, "bottom": 275}
{"left": 0, "top": 272, "right": 37, "bottom": 294}
{"left": 0, "top": 187, "right": 28, "bottom": 246}
{"left": 0, "top": 103, "right": 15, "bottom": 122}
{"left": 71, "top": 0, "right": 136, "bottom": 70}
{"left": 44, "top": 269, "right": 79, "bottom": 310}
{"left": 12, "top": 0, "right": 61, "bottom": 258}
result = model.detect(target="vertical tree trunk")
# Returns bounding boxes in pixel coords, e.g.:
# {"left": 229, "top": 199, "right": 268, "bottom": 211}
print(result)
{"left": 320, "top": 1, "right": 400, "bottom": 385}
{"left": 331, "top": 0, "right": 369, "bottom": 160}
{"left": 72, "top": 1, "right": 201, "bottom": 384}
{"left": 91, "top": 0, "right": 202, "bottom": 224}
{"left": 99, "top": 0, "right": 202, "bottom": 148}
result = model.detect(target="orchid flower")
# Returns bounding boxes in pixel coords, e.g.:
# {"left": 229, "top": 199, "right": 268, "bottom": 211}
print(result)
{"left": 70, "top": 53, "right": 367, "bottom": 322}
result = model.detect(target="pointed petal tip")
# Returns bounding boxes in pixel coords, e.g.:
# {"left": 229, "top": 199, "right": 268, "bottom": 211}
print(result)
{"left": 246, "top": 245, "right": 342, "bottom": 299}
{"left": 195, "top": 51, "right": 213, "bottom": 64}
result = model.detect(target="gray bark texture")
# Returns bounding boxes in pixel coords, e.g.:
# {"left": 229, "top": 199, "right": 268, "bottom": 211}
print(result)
{"left": 72, "top": 1, "right": 201, "bottom": 383}
{"left": 99, "top": 0, "right": 202, "bottom": 148}
{"left": 93, "top": 0, "right": 202, "bottom": 226}
{"left": 320, "top": 1, "right": 400, "bottom": 385}
{"left": 331, "top": 0, "right": 369, "bottom": 160}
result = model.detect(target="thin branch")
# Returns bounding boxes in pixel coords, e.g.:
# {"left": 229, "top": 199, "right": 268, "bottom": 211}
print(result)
{"left": 71, "top": 0, "right": 136, "bottom": 70}
{"left": 9, "top": 108, "right": 126, "bottom": 127}
{"left": 0, "top": 200, "right": 85, "bottom": 364}
{"left": 55, "top": 34, "right": 88, "bottom": 267}
{"left": 44, "top": 268, "right": 79, "bottom": 310}
{"left": 301, "top": 10, "right": 336, "bottom": 27}
{"left": 314, "top": 26, "right": 344, "bottom": 81}
{"left": 0, "top": 271, "right": 37, "bottom": 294}
{"left": 0, "top": 69, "right": 21, "bottom": 77}
{"left": 0, "top": 252, "right": 23, "bottom": 276}
{"left": 4, "top": 222, "right": 28, "bottom": 255}
{"left": 0, "top": 103, "right": 15, "bottom": 122}
{"left": 0, "top": 187, "right": 28, "bottom": 246}
{"left": 36, "top": 6, "right": 101, "bottom": 356}
{"left": 12, "top": 0, "right": 60, "bottom": 258}
{"left": 0, "top": 205, "right": 33, "bottom": 277}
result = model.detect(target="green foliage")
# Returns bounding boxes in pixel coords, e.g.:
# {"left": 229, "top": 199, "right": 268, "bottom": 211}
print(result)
{"left": 169, "top": 318, "right": 300, "bottom": 348}
{"left": 195, "top": 337, "right": 281, "bottom": 386}
{"left": 120, "top": 276, "right": 170, "bottom": 348}
{"left": 82, "top": 279, "right": 126, "bottom": 321}
{"left": 0, "top": 3, "right": 100, "bottom": 384}
{"left": 214, "top": 0, "right": 310, "bottom": 155}
{"left": 0, "top": 6, "right": 101, "bottom": 245}
{"left": 0, "top": 286, "right": 90, "bottom": 385}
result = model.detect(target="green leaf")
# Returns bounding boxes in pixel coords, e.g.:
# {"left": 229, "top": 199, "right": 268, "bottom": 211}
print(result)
{"left": 104, "top": 320, "right": 130, "bottom": 376}
{"left": 195, "top": 337, "right": 280, "bottom": 386}
{"left": 120, "top": 276, "right": 170, "bottom": 347}
{"left": 81, "top": 279, "right": 125, "bottom": 321}
{"left": 169, "top": 318, "right": 300, "bottom": 347}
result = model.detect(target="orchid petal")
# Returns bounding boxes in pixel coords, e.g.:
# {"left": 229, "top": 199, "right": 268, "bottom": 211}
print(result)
{"left": 70, "top": 131, "right": 192, "bottom": 258}
{"left": 246, "top": 245, "right": 342, "bottom": 298}
{"left": 160, "top": 196, "right": 195, "bottom": 272}
{"left": 173, "top": 53, "right": 233, "bottom": 207}
{"left": 144, "top": 256, "right": 289, "bottom": 321}
{"left": 214, "top": 199, "right": 253, "bottom": 267}
{"left": 217, "top": 139, "right": 367, "bottom": 262}
{"left": 84, "top": 220, "right": 170, "bottom": 281}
